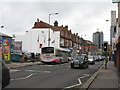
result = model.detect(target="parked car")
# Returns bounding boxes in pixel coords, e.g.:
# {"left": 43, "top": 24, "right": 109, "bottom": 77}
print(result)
{"left": 2, "top": 60, "right": 10, "bottom": 88}
{"left": 70, "top": 55, "right": 89, "bottom": 69}
{"left": 98, "top": 55, "right": 103, "bottom": 61}
{"left": 101, "top": 56, "right": 105, "bottom": 61}
{"left": 88, "top": 55, "right": 95, "bottom": 65}
{"left": 94, "top": 56, "right": 99, "bottom": 62}
{"left": 24, "top": 52, "right": 31, "bottom": 61}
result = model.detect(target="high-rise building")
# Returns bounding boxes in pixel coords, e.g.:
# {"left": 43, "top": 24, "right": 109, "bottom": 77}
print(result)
{"left": 110, "top": 11, "right": 116, "bottom": 46}
{"left": 93, "top": 31, "right": 103, "bottom": 49}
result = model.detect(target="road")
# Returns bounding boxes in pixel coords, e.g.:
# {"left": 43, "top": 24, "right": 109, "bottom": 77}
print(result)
{"left": 5, "top": 61, "right": 103, "bottom": 89}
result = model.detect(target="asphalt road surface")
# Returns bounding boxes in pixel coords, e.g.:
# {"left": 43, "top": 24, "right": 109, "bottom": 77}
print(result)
{"left": 5, "top": 61, "right": 103, "bottom": 89}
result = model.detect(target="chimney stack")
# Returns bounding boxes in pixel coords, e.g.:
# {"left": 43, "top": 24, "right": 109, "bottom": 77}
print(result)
{"left": 54, "top": 21, "right": 58, "bottom": 26}
{"left": 65, "top": 25, "right": 68, "bottom": 29}
{"left": 37, "top": 18, "right": 39, "bottom": 22}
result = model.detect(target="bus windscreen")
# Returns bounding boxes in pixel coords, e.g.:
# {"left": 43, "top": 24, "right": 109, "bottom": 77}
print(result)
{"left": 41, "top": 47, "right": 54, "bottom": 54}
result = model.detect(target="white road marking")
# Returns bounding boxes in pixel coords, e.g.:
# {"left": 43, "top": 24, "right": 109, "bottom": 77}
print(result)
{"left": 10, "top": 70, "right": 51, "bottom": 81}
{"left": 26, "top": 69, "right": 51, "bottom": 73}
{"left": 25, "top": 70, "right": 35, "bottom": 72}
{"left": 83, "top": 74, "right": 90, "bottom": 76}
{"left": 63, "top": 84, "right": 80, "bottom": 89}
{"left": 25, "top": 70, "right": 42, "bottom": 72}
{"left": 10, "top": 73, "right": 37, "bottom": 81}
{"left": 10, "top": 69, "right": 20, "bottom": 73}
{"left": 44, "top": 71, "right": 51, "bottom": 73}
{"left": 26, "top": 73, "right": 37, "bottom": 78}
{"left": 44, "top": 65, "right": 54, "bottom": 67}
{"left": 78, "top": 78, "right": 82, "bottom": 85}
{"left": 63, "top": 74, "right": 91, "bottom": 89}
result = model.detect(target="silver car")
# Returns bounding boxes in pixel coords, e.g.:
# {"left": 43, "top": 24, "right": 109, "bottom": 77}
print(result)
{"left": 88, "top": 55, "right": 95, "bottom": 65}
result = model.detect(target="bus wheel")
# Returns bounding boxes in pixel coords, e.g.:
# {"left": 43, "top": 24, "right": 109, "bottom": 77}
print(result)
{"left": 60, "top": 59, "right": 62, "bottom": 64}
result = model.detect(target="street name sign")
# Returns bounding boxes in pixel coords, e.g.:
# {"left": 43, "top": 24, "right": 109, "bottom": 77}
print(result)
{"left": 112, "top": 0, "right": 120, "bottom": 3}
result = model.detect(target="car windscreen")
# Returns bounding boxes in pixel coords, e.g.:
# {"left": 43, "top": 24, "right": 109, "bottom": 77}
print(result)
{"left": 74, "top": 55, "right": 84, "bottom": 60}
{"left": 88, "top": 56, "right": 93, "bottom": 59}
{"left": 41, "top": 47, "right": 54, "bottom": 54}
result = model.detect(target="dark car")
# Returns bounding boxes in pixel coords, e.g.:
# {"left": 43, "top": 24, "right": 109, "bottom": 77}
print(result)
{"left": 70, "top": 55, "right": 89, "bottom": 69}
{"left": 2, "top": 60, "right": 10, "bottom": 88}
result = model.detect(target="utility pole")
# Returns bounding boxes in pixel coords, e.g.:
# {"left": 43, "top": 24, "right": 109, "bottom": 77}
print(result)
{"left": 48, "top": 13, "right": 58, "bottom": 47}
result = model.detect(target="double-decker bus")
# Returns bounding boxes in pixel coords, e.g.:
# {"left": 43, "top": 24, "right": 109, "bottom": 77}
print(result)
{"left": 40, "top": 47, "right": 71, "bottom": 64}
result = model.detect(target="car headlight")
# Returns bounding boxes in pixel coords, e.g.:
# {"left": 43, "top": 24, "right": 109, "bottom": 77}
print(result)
{"left": 80, "top": 61, "right": 83, "bottom": 63}
{"left": 89, "top": 59, "right": 93, "bottom": 61}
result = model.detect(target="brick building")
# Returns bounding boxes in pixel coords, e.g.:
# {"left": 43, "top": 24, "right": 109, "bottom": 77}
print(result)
{"left": 32, "top": 19, "right": 98, "bottom": 54}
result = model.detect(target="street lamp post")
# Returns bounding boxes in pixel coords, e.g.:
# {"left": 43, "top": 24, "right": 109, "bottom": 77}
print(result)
{"left": 1, "top": 26, "right": 4, "bottom": 32}
{"left": 48, "top": 13, "right": 58, "bottom": 47}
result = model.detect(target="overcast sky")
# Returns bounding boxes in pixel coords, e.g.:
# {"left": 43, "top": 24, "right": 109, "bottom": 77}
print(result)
{"left": 0, "top": 0, "right": 117, "bottom": 43}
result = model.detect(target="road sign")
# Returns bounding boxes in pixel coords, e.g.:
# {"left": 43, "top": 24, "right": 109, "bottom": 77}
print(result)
{"left": 112, "top": 0, "right": 120, "bottom": 3}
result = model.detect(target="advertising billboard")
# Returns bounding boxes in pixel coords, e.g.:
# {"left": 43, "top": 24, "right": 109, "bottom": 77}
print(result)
{"left": 2, "top": 38, "right": 11, "bottom": 61}
{"left": 10, "top": 39, "right": 15, "bottom": 54}
{"left": 112, "top": 0, "right": 120, "bottom": 3}
{"left": 14, "top": 41, "right": 22, "bottom": 55}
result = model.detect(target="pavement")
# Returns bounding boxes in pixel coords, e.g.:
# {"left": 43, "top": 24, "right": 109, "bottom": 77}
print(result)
{"left": 7, "top": 61, "right": 42, "bottom": 69}
{"left": 81, "top": 60, "right": 120, "bottom": 90}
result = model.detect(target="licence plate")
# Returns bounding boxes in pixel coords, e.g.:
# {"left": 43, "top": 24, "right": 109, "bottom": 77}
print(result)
{"left": 74, "top": 64, "right": 79, "bottom": 67}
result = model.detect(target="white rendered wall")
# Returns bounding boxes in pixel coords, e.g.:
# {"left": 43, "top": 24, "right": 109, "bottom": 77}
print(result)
{"left": 15, "top": 28, "right": 60, "bottom": 53}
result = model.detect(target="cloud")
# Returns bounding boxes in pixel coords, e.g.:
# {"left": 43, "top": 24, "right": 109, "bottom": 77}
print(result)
{"left": 0, "top": 1, "right": 116, "bottom": 43}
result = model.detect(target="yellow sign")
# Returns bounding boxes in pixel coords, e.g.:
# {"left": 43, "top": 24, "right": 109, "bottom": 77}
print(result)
{"left": 109, "top": 46, "right": 112, "bottom": 51}
{"left": 3, "top": 54, "right": 10, "bottom": 61}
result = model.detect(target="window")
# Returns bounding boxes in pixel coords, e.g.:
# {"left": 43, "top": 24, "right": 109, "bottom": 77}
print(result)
{"left": 41, "top": 47, "right": 54, "bottom": 54}
{"left": 55, "top": 50, "right": 62, "bottom": 57}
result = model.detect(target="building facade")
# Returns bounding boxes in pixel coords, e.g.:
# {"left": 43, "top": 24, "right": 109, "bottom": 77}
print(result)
{"left": 93, "top": 31, "right": 103, "bottom": 49}
{"left": 111, "top": 11, "right": 116, "bottom": 46}
{"left": 15, "top": 20, "right": 60, "bottom": 53}
{"left": 111, "top": 3, "right": 120, "bottom": 70}
{"left": 15, "top": 19, "right": 98, "bottom": 55}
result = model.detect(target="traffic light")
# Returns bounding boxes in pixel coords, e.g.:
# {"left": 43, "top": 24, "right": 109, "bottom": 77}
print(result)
{"left": 39, "top": 44, "right": 42, "bottom": 48}
{"left": 103, "top": 42, "right": 108, "bottom": 51}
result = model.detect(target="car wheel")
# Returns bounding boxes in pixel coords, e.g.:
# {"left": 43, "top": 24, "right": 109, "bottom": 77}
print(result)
{"left": 71, "top": 64, "right": 74, "bottom": 69}
{"left": 79, "top": 64, "right": 81, "bottom": 69}
{"left": 60, "top": 59, "right": 62, "bottom": 64}
{"left": 87, "top": 64, "right": 89, "bottom": 68}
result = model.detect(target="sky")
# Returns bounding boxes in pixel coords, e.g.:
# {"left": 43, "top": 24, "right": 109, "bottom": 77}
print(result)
{"left": 0, "top": 0, "right": 118, "bottom": 43}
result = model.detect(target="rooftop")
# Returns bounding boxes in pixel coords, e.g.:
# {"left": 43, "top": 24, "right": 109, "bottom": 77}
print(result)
{"left": 0, "top": 32, "right": 12, "bottom": 38}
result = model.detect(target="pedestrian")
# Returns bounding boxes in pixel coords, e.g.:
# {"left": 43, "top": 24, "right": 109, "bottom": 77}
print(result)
{"left": 105, "top": 56, "right": 108, "bottom": 69}
{"left": 31, "top": 53, "right": 35, "bottom": 63}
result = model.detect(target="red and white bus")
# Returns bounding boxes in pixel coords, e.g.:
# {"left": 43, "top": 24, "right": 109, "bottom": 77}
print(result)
{"left": 40, "top": 47, "right": 71, "bottom": 64}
